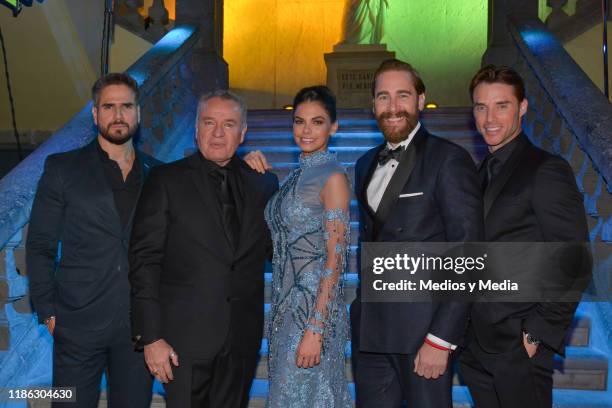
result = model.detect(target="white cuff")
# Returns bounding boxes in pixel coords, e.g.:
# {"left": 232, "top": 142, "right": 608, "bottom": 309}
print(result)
{"left": 426, "top": 333, "right": 457, "bottom": 350}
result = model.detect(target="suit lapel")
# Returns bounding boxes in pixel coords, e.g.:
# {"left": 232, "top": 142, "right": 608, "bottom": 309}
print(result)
{"left": 375, "top": 128, "right": 425, "bottom": 229}
{"left": 358, "top": 144, "right": 385, "bottom": 227}
{"left": 483, "top": 135, "right": 529, "bottom": 218}
{"left": 187, "top": 154, "right": 233, "bottom": 255}
{"left": 234, "top": 161, "right": 259, "bottom": 258}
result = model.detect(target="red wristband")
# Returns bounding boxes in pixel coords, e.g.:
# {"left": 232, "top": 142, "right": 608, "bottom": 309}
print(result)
{"left": 424, "top": 338, "right": 451, "bottom": 351}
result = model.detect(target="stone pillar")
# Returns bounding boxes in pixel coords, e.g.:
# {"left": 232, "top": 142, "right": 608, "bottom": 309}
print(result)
{"left": 545, "top": 0, "right": 570, "bottom": 30}
{"left": 147, "top": 0, "right": 170, "bottom": 39}
{"left": 175, "top": 0, "right": 228, "bottom": 93}
{"left": 325, "top": 44, "right": 395, "bottom": 108}
{"left": 483, "top": 0, "right": 540, "bottom": 66}
{"left": 117, "top": 0, "right": 144, "bottom": 30}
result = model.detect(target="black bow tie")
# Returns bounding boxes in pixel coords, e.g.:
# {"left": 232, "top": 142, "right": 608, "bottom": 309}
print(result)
{"left": 377, "top": 145, "right": 405, "bottom": 165}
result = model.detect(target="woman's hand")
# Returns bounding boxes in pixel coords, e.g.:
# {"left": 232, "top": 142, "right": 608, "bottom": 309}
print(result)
{"left": 244, "top": 150, "right": 272, "bottom": 174}
{"left": 295, "top": 329, "right": 322, "bottom": 368}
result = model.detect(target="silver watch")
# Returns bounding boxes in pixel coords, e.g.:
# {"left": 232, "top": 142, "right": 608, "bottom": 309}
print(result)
{"left": 524, "top": 332, "right": 541, "bottom": 345}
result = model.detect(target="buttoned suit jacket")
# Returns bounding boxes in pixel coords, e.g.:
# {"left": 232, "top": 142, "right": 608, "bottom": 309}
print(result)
{"left": 27, "top": 140, "right": 159, "bottom": 330}
{"left": 470, "top": 133, "right": 589, "bottom": 356}
{"left": 351, "top": 126, "right": 484, "bottom": 354}
{"left": 129, "top": 154, "right": 279, "bottom": 358}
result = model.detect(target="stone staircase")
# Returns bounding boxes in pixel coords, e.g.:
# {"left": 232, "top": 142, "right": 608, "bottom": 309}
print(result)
{"left": 36, "top": 107, "right": 610, "bottom": 408}
{"left": 239, "top": 108, "right": 611, "bottom": 407}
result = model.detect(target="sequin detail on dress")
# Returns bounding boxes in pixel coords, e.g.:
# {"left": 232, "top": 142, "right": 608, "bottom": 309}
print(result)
{"left": 265, "top": 150, "right": 352, "bottom": 407}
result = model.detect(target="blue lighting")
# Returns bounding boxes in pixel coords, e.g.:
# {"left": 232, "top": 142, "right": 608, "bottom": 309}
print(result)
{"left": 129, "top": 71, "right": 148, "bottom": 87}
{"left": 154, "top": 26, "right": 195, "bottom": 51}
{"left": 521, "top": 28, "right": 557, "bottom": 51}
{"left": 127, "top": 26, "right": 196, "bottom": 88}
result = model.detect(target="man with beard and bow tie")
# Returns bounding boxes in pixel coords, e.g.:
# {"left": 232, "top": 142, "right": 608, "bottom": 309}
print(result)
{"left": 350, "top": 59, "right": 484, "bottom": 407}
{"left": 27, "top": 73, "right": 157, "bottom": 407}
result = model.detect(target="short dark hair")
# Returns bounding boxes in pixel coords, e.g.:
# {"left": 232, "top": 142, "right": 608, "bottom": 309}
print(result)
{"left": 293, "top": 85, "right": 337, "bottom": 123}
{"left": 91, "top": 73, "right": 139, "bottom": 106}
{"left": 469, "top": 65, "right": 526, "bottom": 102}
{"left": 372, "top": 59, "right": 426, "bottom": 97}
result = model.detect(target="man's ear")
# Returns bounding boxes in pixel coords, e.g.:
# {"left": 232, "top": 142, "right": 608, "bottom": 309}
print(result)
{"left": 418, "top": 93, "right": 426, "bottom": 111}
{"left": 92, "top": 105, "right": 98, "bottom": 126}
{"left": 240, "top": 125, "right": 247, "bottom": 144}
{"left": 519, "top": 98, "right": 528, "bottom": 117}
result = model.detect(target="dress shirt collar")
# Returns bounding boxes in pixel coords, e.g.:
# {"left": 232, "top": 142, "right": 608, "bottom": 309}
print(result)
{"left": 487, "top": 131, "right": 523, "bottom": 167}
{"left": 198, "top": 152, "right": 237, "bottom": 174}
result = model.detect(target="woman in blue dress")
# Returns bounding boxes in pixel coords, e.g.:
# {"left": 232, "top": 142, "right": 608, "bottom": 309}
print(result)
{"left": 246, "top": 86, "right": 352, "bottom": 407}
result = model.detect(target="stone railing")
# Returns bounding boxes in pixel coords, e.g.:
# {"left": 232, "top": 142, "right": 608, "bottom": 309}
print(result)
{"left": 507, "top": 15, "right": 612, "bottom": 343}
{"left": 0, "top": 24, "right": 218, "bottom": 390}
{"left": 545, "top": 0, "right": 607, "bottom": 42}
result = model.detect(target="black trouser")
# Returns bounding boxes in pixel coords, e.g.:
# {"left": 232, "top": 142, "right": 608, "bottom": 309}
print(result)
{"left": 163, "top": 338, "right": 258, "bottom": 408}
{"left": 52, "top": 314, "right": 152, "bottom": 408}
{"left": 352, "top": 348, "right": 453, "bottom": 408}
{"left": 460, "top": 339, "right": 554, "bottom": 408}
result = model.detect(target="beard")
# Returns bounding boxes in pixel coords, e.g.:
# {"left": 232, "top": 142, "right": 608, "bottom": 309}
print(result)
{"left": 98, "top": 120, "right": 138, "bottom": 145}
{"left": 376, "top": 110, "right": 419, "bottom": 144}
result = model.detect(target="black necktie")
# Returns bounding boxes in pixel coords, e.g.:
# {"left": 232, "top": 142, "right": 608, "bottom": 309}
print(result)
{"left": 212, "top": 166, "right": 240, "bottom": 249}
{"left": 482, "top": 156, "right": 501, "bottom": 191}
{"left": 377, "top": 145, "right": 405, "bottom": 165}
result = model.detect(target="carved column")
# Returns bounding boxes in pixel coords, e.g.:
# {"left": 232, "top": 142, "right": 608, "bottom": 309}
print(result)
{"left": 546, "top": 0, "right": 570, "bottom": 30}
{"left": 115, "top": 0, "right": 145, "bottom": 34}
{"left": 175, "top": 0, "right": 228, "bottom": 93}
{"left": 147, "top": 0, "right": 170, "bottom": 39}
{"left": 483, "top": 0, "right": 540, "bottom": 66}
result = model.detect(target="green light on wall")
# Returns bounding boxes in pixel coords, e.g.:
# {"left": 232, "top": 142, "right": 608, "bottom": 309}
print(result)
{"left": 1, "top": 0, "right": 21, "bottom": 14}
{"left": 381, "top": 0, "right": 488, "bottom": 106}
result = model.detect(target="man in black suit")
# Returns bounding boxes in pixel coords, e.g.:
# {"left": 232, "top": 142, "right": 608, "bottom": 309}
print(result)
{"left": 350, "top": 59, "right": 484, "bottom": 407}
{"left": 27, "top": 73, "right": 156, "bottom": 407}
{"left": 459, "top": 65, "right": 589, "bottom": 407}
{"left": 129, "top": 90, "right": 278, "bottom": 407}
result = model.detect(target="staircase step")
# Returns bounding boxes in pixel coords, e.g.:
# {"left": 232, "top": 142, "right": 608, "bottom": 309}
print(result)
{"left": 243, "top": 129, "right": 481, "bottom": 147}
{"left": 237, "top": 139, "right": 487, "bottom": 164}
{"left": 553, "top": 347, "right": 609, "bottom": 391}
{"left": 246, "top": 108, "right": 477, "bottom": 129}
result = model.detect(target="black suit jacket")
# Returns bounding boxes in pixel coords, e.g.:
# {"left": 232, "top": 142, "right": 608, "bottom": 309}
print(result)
{"left": 470, "top": 133, "right": 589, "bottom": 355}
{"left": 27, "top": 140, "right": 159, "bottom": 330}
{"left": 351, "top": 126, "right": 484, "bottom": 354}
{"left": 129, "top": 154, "right": 278, "bottom": 358}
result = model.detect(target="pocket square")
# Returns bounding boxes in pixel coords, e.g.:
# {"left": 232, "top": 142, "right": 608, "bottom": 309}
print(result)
{"left": 399, "top": 192, "right": 424, "bottom": 198}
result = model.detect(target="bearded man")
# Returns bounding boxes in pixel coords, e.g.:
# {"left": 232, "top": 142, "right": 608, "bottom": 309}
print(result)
{"left": 27, "top": 73, "right": 158, "bottom": 407}
{"left": 350, "top": 59, "right": 484, "bottom": 407}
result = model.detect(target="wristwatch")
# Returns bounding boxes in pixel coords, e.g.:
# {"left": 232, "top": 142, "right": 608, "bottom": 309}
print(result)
{"left": 524, "top": 332, "right": 541, "bottom": 345}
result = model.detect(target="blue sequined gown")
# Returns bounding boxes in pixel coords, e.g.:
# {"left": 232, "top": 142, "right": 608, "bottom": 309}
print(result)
{"left": 265, "top": 150, "right": 352, "bottom": 407}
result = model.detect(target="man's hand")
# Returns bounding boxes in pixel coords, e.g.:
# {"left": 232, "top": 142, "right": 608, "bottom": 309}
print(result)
{"left": 523, "top": 333, "right": 539, "bottom": 358}
{"left": 44, "top": 316, "right": 55, "bottom": 336}
{"left": 295, "top": 329, "right": 322, "bottom": 369}
{"left": 144, "top": 339, "right": 179, "bottom": 383}
{"left": 244, "top": 150, "right": 272, "bottom": 174}
{"left": 413, "top": 341, "right": 450, "bottom": 379}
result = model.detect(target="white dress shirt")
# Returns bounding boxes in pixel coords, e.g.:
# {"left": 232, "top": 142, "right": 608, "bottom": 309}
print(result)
{"left": 365, "top": 121, "right": 456, "bottom": 351}
{"left": 367, "top": 122, "right": 421, "bottom": 213}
